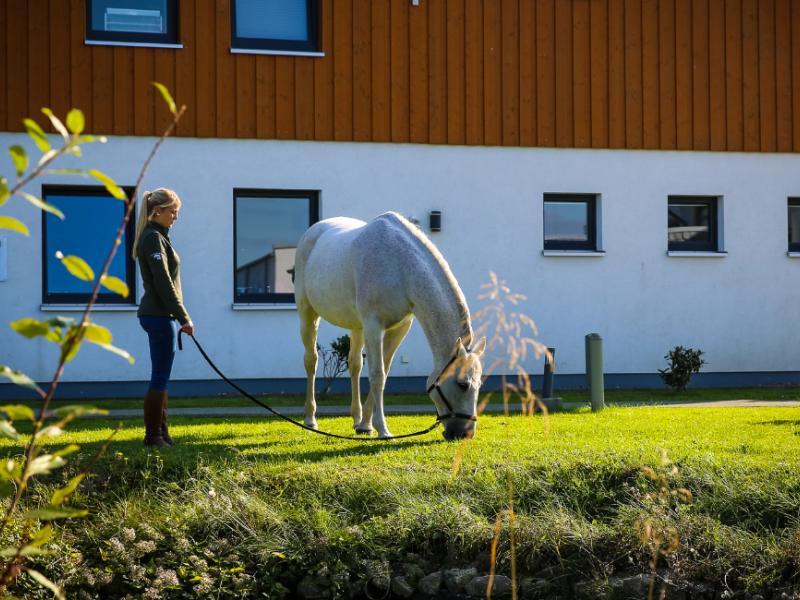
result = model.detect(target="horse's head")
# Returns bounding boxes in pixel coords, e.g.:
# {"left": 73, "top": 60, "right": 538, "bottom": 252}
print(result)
{"left": 428, "top": 336, "right": 487, "bottom": 441}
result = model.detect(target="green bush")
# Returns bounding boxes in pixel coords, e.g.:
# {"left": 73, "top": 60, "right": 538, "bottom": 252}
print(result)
{"left": 658, "top": 346, "right": 706, "bottom": 392}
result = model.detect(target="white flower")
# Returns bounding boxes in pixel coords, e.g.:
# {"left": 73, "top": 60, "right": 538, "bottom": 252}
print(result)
{"left": 121, "top": 527, "right": 136, "bottom": 542}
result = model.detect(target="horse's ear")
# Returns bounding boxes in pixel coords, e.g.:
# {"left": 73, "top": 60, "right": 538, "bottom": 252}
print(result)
{"left": 472, "top": 337, "right": 487, "bottom": 358}
{"left": 456, "top": 337, "right": 468, "bottom": 358}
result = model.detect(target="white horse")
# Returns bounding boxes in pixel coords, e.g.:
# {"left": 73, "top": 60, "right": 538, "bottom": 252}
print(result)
{"left": 293, "top": 212, "right": 486, "bottom": 440}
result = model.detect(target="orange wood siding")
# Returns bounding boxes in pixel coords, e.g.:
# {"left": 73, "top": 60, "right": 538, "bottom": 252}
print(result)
{"left": 2, "top": 0, "right": 800, "bottom": 153}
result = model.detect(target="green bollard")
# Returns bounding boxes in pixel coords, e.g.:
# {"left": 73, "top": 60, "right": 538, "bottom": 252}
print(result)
{"left": 585, "top": 333, "right": 605, "bottom": 412}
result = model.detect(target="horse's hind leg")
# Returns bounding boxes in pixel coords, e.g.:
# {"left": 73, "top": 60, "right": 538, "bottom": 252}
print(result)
{"left": 299, "top": 301, "right": 321, "bottom": 429}
{"left": 361, "top": 319, "right": 391, "bottom": 438}
{"left": 348, "top": 328, "right": 365, "bottom": 430}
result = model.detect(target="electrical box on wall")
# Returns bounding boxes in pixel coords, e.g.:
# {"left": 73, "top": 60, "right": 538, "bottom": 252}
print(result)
{"left": 0, "top": 236, "right": 6, "bottom": 281}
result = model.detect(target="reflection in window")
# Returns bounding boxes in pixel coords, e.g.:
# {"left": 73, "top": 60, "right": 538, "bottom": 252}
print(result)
{"left": 231, "top": 0, "right": 319, "bottom": 52}
{"left": 789, "top": 199, "right": 800, "bottom": 252}
{"left": 234, "top": 190, "right": 319, "bottom": 303}
{"left": 668, "top": 197, "right": 717, "bottom": 251}
{"left": 86, "top": 0, "right": 178, "bottom": 44}
{"left": 42, "top": 186, "right": 136, "bottom": 304}
{"left": 543, "top": 194, "right": 597, "bottom": 251}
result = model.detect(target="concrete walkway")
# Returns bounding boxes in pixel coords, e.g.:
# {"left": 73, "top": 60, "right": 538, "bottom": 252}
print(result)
{"left": 102, "top": 398, "right": 800, "bottom": 418}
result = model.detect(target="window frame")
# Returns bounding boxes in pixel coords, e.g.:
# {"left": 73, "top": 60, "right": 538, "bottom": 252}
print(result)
{"left": 543, "top": 193, "right": 598, "bottom": 252}
{"left": 41, "top": 185, "right": 137, "bottom": 305}
{"left": 230, "top": 0, "right": 320, "bottom": 53}
{"left": 667, "top": 195, "right": 719, "bottom": 252}
{"left": 788, "top": 198, "right": 800, "bottom": 253}
{"left": 85, "top": 0, "right": 180, "bottom": 46}
{"left": 232, "top": 188, "right": 319, "bottom": 304}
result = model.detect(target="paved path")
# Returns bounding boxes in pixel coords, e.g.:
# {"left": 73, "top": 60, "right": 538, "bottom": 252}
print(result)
{"left": 102, "top": 398, "right": 800, "bottom": 418}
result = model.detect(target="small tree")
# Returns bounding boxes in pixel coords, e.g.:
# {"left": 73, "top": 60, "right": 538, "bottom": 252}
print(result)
{"left": 316, "top": 334, "right": 350, "bottom": 397}
{"left": 658, "top": 346, "right": 706, "bottom": 392}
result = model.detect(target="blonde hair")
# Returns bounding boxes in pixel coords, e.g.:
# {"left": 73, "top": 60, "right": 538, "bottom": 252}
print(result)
{"left": 132, "top": 188, "right": 182, "bottom": 259}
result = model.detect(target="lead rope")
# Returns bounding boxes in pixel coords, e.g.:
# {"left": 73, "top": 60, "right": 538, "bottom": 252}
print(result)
{"left": 181, "top": 332, "right": 442, "bottom": 441}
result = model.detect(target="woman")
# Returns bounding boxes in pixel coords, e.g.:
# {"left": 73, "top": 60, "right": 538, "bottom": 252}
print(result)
{"left": 132, "top": 188, "right": 194, "bottom": 447}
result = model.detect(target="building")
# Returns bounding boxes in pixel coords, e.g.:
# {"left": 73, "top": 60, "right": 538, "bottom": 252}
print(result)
{"left": 1, "top": 0, "right": 800, "bottom": 399}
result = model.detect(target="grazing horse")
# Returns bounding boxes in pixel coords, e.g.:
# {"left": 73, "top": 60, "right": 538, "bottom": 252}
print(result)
{"left": 294, "top": 212, "right": 486, "bottom": 440}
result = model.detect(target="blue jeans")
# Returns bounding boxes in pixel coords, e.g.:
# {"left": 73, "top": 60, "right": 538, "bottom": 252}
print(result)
{"left": 139, "top": 316, "right": 178, "bottom": 391}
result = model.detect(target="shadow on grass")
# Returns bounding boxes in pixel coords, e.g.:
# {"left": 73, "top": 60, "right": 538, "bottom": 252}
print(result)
{"left": 754, "top": 419, "right": 800, "bottom": 428}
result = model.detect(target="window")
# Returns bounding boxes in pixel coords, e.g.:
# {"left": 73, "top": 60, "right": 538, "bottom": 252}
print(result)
{"left": 231, "top": 0, "right": 320, "bottom": 53}
{"left": 668, "top": 196, "right": 719, "bottom": 252}
{"left": 86, "top": 0, "right": 179, "bottom": 45}
{"left": 543, "top": 193, "right": 598, "bottom": 251}
{"left": 233, "top": 189, "right": 319, "bottom": 303}
{"left": 789, "top": 199, "right": 800, "bottom": 253}
{"left": 42, "top": 186, "right": 136, "bottom": 305}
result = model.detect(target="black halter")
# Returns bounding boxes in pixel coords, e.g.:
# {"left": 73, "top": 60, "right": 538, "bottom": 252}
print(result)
{"left": 426, "top": 354, "right": 478, "bottom": 423}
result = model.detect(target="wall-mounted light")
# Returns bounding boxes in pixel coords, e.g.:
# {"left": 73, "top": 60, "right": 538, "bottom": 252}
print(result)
{"left": 429, "top": 210, "right": 441, "bottom": 232}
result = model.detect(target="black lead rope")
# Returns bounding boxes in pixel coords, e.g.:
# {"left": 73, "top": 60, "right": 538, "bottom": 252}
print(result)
{"left": 181, "top": 332, "right": 442, "bottom": 441}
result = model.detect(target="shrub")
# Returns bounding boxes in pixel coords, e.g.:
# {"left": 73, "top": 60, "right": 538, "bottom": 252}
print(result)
{"left": 658, "top": 346, "right": 706, "bottom": 392}
{"left": 316, "top": 334, "right": 350, "bottom": 396}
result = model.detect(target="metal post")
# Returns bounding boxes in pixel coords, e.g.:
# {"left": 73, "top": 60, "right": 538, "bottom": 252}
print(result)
{"left": 542, "top": 347, "right": 555, "bottom": 399}
{"left": 585, "top": 333, "right": 605, "bottom": 412}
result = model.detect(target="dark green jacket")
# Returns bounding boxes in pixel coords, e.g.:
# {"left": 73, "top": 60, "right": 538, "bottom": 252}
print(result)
{"left": 136, "top": 222, "right": 190, "bottom": 325}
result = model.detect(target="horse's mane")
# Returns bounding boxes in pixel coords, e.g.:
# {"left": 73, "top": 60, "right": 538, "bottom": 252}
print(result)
{"left": 381, "top": 212, "right": 473, "bottom": 345}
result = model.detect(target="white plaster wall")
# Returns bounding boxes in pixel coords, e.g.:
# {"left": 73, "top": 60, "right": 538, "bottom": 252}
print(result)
{"left": 1, "top": 132, "right": 799, "bottom": 384}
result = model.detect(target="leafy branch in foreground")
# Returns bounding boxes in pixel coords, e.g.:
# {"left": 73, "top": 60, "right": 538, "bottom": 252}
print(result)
{"left": 0, "top": 83, "right": 185, "bottom": 597}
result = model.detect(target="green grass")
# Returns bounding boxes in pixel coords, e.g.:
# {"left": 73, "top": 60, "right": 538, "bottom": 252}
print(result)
{"left": 5, "top": 407, "right": 800, "bottom": 598}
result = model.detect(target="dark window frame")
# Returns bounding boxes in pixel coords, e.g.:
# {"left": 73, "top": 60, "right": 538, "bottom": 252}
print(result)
{"left": 543, "top": 193, "right": 598, "bottom": 251}
{"left": 233, "top": 188, "right": 319, "bottom": 304}
{"left": 41, "top": 185, "right": 137, "bottom": 305}
{"left": 230, "top": 0, "right": 320, "bottom": 53}
{"left": 667, "top": 195, "right": 718, "bottom": 252}
{"left": 789, "top": 198, "right": 800, "bottom": 253}
{"left": 85, "top": 0, "right": 180, "bottom": 45}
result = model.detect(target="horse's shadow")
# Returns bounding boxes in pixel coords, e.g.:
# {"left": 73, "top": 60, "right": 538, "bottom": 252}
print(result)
{"left": 754, "top": 419, "right": 800, "bottom": 435}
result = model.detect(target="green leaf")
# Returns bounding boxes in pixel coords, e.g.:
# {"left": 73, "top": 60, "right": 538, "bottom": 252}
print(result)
{"left": 55, "top": 251, "right": 94, "bottom": 281}
{"left": 41, "top": 108, "right": 69, "bottom": 140}
{"left": 152, "top": 81, "right": 177, "bottom": 114}
{"left": 52, "top": 405, "right": 107, "bottom": 419}
{"left": 0, "top": 480, "right": 15, "bottom": 497}
{"left": 29, "top": 525, "right": 54, "bottom": 547}
{"left": 3, "top": 459, "right": 21, "bottom": 479}
{"left": 9, "top": 145, "right": 28, "bottom": 177}
{"left": 19, "top": 191, "right": 64, "bottom": 219}
{"left": 94, "top": 342, "right": 135, "bottom": 364}
{"left": 25, "top": 507, "right": 88, "bottom": 521}
{"left": 74, "top": 134, "right": 107, "bottom": 144}
{"left": 23, "top": 118, "right": 50, "bottom": 153}
{"left": 28, "top": 454, "right": 66, "bottom": 476}
{"left": 66, "top": 109, "right": 85, "bottom": 135}
{"left": 10, "top": 318, "right": 50, "bottom": 339}
{"left": 83, "top": 323, "right": 112, "bottom": 345}
{"left": 0, "top": 366, "right": 41, "bottom": 395}
{"left": 26, "top": 568, "right": 66, "bottom": 600}
{"left": 100, "top": 275, "right": 130, "bottom": 298}
{"left": 0, "top": 216, "right": 29, "bottom": 236}
{"left": 52, "top": 444, "right": 80, "bottom": 457}
{"left": 60, "top": 327, "right": 85, "bottom": 363}
{"left": 0, "top": 421, "right": 20, "bottom": 441}
{"left": 0, "top": 177, "right": 8, "bottom": 206}
{"left": 0, "top": 405, "right": 35, "bottom": 422}
{"left": 87, "top": 169, "right": 126, "bottom": 200}
{"left": 50, "top": 474, "right": 85, "bottom": 507}
{"left": 46, "top": 316, "right": 75, "bottom": 329}
{"left": 34, "top": 425, "right": 64, "bottom": 439}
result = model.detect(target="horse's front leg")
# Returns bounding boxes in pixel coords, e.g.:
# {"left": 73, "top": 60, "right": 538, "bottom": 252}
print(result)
{"left": 362, "top": 320, "right": 391, "bottom": 438}
{"left": 348, "top": 329, "right": 365, "bottom": 431}
{"left": 299, "top": 302, "right": 321, "bottom": 429}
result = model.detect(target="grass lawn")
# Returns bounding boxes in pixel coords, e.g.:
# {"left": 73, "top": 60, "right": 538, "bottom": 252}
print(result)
{"left": 4, "top": 404, "right": 800, "bottom": 598}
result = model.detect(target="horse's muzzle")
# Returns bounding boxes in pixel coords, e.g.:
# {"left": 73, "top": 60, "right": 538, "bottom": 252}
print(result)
{"left": 442, "top": 419, "right": 476, "bottom": 441}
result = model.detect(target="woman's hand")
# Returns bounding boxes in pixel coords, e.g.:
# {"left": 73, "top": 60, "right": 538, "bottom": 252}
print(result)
{"left": 181, "top": 320, "right": 195, "bottom": 336}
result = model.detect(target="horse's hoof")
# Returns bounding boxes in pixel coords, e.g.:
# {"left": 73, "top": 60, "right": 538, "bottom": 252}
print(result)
{"left": 354, "top": 428, "right": 373, "bottom": 435}
{"left": 305, "top": 422, "right": 319, "bottom": 430}
{"left": 377, "top": 431, "right": 394, "bottom": 439}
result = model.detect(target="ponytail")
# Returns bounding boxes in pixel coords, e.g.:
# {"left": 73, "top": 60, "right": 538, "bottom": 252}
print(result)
{"left": 132, "top": 188, "right": 181, "bottom": 259}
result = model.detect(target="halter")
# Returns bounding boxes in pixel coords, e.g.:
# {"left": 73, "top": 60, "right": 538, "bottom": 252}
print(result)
{"left": 426, "top": 354, "right": 478, "bottom": 423}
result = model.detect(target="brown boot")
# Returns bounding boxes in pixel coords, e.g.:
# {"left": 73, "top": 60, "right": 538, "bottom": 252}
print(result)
{"left": 143, "top": 389, "right": 169, "bottom": 448}
{"left": 160, "top": 391, "right": 174, "bottom": 446}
